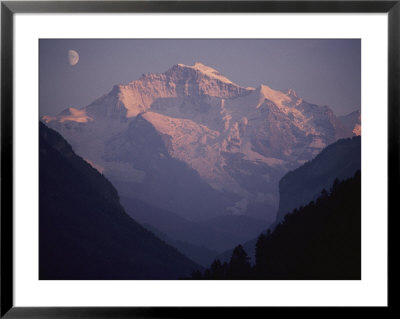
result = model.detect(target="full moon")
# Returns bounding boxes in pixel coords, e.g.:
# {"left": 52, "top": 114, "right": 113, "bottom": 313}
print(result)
{"left": 68, "top": 50, "right": 79, "bottom": 66}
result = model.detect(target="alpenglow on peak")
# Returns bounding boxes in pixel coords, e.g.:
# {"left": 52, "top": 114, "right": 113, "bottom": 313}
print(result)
{"left": 176, "top": 62, "right": 237, "bottom": 85}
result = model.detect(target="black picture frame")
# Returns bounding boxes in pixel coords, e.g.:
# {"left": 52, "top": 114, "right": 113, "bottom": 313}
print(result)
{"left": 1, "top": 1, "right": 396, "bottom": 317}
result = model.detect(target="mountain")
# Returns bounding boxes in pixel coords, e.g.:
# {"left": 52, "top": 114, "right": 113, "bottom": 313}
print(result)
{"left": 216, "top": 136, "right": 361, "bottom": 265}
{"left": 39, "top": 122, "right": 201, "bottom": 279}
{"left": 338, "top": 110, "right": 361, "bottom": 136}
{"left": 42, "top": 62, "right": 357, "bottom": 224}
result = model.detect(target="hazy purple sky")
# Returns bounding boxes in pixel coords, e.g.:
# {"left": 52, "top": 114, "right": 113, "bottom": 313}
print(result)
{"left": 40, "top": 39, "right": 360, "bottom": 117}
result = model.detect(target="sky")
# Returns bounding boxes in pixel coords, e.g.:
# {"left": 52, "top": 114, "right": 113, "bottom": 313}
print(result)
{"left": 40, "top": 39, "right": 360, "bottom": 117}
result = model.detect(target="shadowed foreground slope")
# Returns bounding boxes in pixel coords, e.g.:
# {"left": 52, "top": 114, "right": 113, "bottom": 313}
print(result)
{"left": 39, "top": 122, "right": 201, "bottom": 279}
{"left": 276, "top": 136, "right": 361, "bottom": 225}
{"left": 194, "top": 171, "right": 361, "bottom": 280}
{"left": 254, "top": 171, "right": 361, "bottom": 279}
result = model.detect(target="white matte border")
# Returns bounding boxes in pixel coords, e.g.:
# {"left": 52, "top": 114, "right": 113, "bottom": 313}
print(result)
{"left": 14, "top": 13, "right": 388, "bottom": 307}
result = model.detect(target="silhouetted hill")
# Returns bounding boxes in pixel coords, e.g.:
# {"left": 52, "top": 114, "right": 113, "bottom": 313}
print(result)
{"left": 39, "top": 122, "right": 201, "bottom": 279}
{"left": 254, "top": 171, "right": 361, "bottom": 279}
{"left": 193, "top": 171, "right": 361, "bottom": 280}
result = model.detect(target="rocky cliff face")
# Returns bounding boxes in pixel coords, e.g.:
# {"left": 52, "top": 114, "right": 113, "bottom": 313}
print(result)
{"left": 42, "top": 62, "right": 358, "bottom": 222}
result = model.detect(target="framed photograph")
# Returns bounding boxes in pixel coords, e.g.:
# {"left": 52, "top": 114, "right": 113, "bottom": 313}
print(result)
{"left": 1, "top": 0, "right": 396, "bottom": 317}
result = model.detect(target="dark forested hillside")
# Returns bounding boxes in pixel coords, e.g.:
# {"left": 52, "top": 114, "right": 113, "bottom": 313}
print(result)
{"left": 276, "top": 136, "right": 361, "bottom": 225}
{"left": 39, "top": 122, "right": 201, "bottom": 279}
{"left": 192, "top": 171, "right": 361, "bottom": 280}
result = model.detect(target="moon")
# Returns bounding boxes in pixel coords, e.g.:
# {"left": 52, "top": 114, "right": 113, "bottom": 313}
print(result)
{"left": 68, "top": 50, "right": 79, "bottom": 66}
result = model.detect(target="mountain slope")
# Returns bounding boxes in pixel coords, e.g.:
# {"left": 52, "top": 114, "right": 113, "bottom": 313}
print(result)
{"left": 104, "top": 115, "right": 238, "bottom": 221}
{"left": 254, "top": 171, "right": 361, "bottom": 279}
{"left": 276, "top": 136, "right": 361, "bottom": 224}
{"left": 39, "top": 122, "right": 201, "bottom": 279}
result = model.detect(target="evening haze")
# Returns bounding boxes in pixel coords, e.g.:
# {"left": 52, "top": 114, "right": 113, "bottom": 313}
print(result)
{"left": 40, "top": 39, "right": 360, "bottom": 117}
{"left": 40, "top": 39, "right": 362, "bottom": 278}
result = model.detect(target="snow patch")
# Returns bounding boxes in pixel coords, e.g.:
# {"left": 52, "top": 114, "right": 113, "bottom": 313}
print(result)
{"left": 42, "top": 107, "right": 93, "bottom": 123}
{"left": 241, "top": 142, "right": 284, "bottom": 166}
{"left": 353, "top": 123, "right": 361, "bottom": 136}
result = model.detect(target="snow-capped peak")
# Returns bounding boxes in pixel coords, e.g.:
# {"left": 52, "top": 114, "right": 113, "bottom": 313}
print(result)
{"left": 287, "top": 88, "right": 298, "bottom": 98}
{"left": 256, "top": 84, "right": 302, "bottom": 110}
{"left": 176, "top": 62, "right": 236, "bottom": 85}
